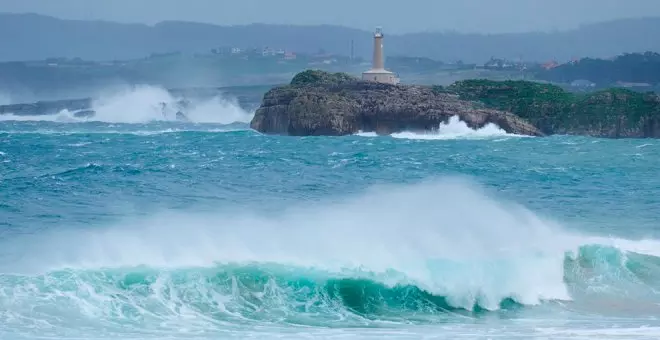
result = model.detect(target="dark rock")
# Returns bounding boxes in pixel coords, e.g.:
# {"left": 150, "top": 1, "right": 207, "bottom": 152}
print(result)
{"left": 250, "top": 70, "right": 543, "bottom": 137}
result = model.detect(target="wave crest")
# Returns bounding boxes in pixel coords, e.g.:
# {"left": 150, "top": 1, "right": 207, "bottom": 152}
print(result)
{"left": 0, "top": 264, "right": 525, "bottom": 330}
{"left": 0, "top": 178, "right": 576, "bottom": 310}
{"left": 3, "top": 244, "right": 660, "bottom": 332}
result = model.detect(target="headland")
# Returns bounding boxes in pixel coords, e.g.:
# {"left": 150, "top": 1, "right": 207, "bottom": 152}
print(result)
{"left": 249, "top": 70, "right": 660, "bottom": 138}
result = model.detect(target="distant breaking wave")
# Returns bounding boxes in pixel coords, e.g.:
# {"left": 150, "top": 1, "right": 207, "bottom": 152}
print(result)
{"left": 357, "top": 116, "right": 527, "bottom": 140}
{"left": 0, "top": 85, "right": 254, "bottom": 124}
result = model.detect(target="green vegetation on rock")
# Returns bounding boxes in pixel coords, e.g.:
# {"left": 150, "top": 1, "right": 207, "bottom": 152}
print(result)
{"left": 446, "top": 79, "right": 660, "bottom": 136}
{"left": 290, "top": 70, "right": 357, "bottom": 86}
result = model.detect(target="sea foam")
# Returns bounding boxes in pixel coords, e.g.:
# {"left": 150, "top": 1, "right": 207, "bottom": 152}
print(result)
{"left": 356, "top": 115, "right": 528, "bottom": 140}
{"left": 0, "top": 85, "right": 253, "bottom": 124}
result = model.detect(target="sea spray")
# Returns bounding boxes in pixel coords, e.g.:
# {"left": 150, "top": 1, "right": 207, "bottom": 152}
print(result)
{"left": 90, "top": 85, "right": 252, "bottom": 124}
{"left": 356, "top": 115, "right": 527, "bottom": 140}
{"left": 1, "top": 178, "right": 576, "bottom": 310}
{"left": 0, "top": 85, "right": 253, "bottom": 124}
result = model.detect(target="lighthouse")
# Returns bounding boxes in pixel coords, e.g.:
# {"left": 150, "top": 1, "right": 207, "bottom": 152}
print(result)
{"left": 362, "top": 27, "right": 400, "bottom": 85}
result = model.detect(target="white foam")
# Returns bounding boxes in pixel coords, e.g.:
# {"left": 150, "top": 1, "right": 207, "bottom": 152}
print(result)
{"left": 0, "top": 85, "right": 253, "bottom": 124}
{"left": 354, "top": 131, "right": 378, "bottom": 137}
{"left": 584, "top": 236, "right": 660, "bottom": 258}
{"left": 2, "top": 176, "right": 594, "bottom": 311}
{"left": 354, "top": 116, "right": 527, "bottom": 140}
{"left": 394, "top": 116, "right": 522, "bottom": 140}
{"left": 536, "top": 325, "right": 660, "bottom": 339}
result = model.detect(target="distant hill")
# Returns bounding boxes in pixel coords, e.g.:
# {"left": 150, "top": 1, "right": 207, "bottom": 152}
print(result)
{"left": 536, "top": 52, "right": 660, "bottom": 86}
{"left": 2, "top": 13, "right": 660, "bottom": 63}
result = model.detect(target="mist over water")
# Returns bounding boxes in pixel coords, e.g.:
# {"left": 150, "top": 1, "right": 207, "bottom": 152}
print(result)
{"left": 90, "top": 85, "right": 253, "bottom": 124}
{"left": 0, "top": 84, "right": 254, "bottom": 124}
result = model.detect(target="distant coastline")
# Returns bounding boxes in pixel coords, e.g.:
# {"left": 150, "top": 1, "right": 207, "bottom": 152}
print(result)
{"left": 2, "top": 12, "right": 660, "bottom": 63}
{"left": 3, "top": 12, "right": 660, "bottom": 105}
{"left": 3, "top": 51, "right": 660, "bottom": 106}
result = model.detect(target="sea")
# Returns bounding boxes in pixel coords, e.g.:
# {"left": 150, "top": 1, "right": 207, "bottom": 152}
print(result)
{"left": 1, "top": 86, "right": 660, "bottom": 339}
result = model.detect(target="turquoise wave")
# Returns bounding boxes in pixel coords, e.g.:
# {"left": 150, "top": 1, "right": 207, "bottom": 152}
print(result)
{"left": 1, "top": 244, "right": 659, "bottom": 330}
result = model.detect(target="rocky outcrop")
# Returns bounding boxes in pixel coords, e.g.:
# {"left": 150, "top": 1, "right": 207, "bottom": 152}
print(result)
{"left": 447, "top": 79, "right": 660, "bottom": 138}
{"left": 250, "top": 70, "right": 543, "bottom": 136}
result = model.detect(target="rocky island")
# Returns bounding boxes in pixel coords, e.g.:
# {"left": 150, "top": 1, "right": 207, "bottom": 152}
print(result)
{"left": 250, "top": 70, "right": 543, "bottom": 137}
{"left": 250, "top": 70, "right": 660, "bottom": 138}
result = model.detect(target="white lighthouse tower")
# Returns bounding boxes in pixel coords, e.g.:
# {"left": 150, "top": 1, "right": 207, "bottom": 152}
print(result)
{"left": 362, "top": 27, "right": 399, "bottom": 85}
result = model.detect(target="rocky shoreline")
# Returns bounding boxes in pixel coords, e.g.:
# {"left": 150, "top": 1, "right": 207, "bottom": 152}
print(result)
{"left": 446, "top": 79, "right": 660, "bottom": 138}
{"left": 250, "top": 70, "right": 543, "bottom": 137}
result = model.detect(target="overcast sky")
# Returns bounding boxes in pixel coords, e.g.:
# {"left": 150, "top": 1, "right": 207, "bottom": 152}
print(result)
{"left": 2, "top": 0, "right": 659, "bottom": 34}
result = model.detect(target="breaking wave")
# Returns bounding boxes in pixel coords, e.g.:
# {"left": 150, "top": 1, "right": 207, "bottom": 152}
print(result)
{"left": 356, "top": 116, "right": 526, "bottom": 140}
{"left": 2, "top": 177, "right": 660, "bottom": 335}
{"left": 0, "top": 85, "right": 253, "bottom": 124}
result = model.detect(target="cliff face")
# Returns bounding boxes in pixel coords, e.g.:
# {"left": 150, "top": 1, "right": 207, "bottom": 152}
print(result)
{"left": 250, "top": 71, "right": 543, "bottom": 137}
{"left": 448, "top": 79, "right": 660, "bottom": 138}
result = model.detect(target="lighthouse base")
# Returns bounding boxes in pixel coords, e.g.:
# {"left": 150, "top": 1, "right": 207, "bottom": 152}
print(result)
{"left": 362, "top": 69, "right": 400, "bottom": 85}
